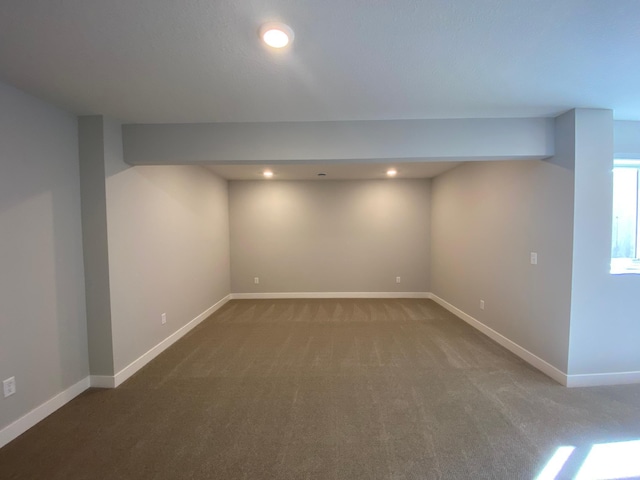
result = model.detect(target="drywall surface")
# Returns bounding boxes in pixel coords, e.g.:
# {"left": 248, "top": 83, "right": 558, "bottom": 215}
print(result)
{"left": 78, "top": 116, "right": 114, "bottom": 376}
{"left": 430, "top": 160, "right": 573, "bottom": 372}
{"left": 123, "top": 118, "right": 554, "bottom": 164}
{"left": 567, "top": 109, "right": 640, "bottom": 375}
{"left": 104, "top": 119, "right": 230, "bottom": 373}
{"left": 614, "top": 120, "right": 640, "bottom": 158}
{"left": 0, "top": 82, "right": 88, "bottom": 430}
{"left": 229, "top": 179, "right": 430, "bottom": 293}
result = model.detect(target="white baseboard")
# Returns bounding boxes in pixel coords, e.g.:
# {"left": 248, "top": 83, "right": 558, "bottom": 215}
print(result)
{"left": 90, "top": 294, "right": 232, "bottom": 389}
{"left": 232, "top": 293, "right": 640, "bottom": 388}
{"left": 230, "top": 292, "right": 431, "bottom": 300}
{"left": 6, "top": 294, "right": 636, "bottom": 451}
{"left": 428, "top": 293, "right": 569, "bottom": 386}
{"left": 429, "top": 294, "right": 640, "bottom": 388}
{"left": 566, "top": 370, "right": 640, "bottom": 387}
{"left": 0, "top": 377, "right": 90, "bottom": 449}
{"left": 89, "top": 375, "right": 115, "bottom": 388}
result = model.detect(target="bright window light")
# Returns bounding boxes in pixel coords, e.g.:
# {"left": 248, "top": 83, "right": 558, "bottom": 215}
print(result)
{"left": 575, "top": 440, "right": 640, "bottom": 480}
{"left": 537, "top": 440, "right": 640, "bottom": 480}
{"left": 535, "top": 446, "right": 575, "bottom": 480}
{"left": 611, "top": 159, "right": 640, "bottom": 274}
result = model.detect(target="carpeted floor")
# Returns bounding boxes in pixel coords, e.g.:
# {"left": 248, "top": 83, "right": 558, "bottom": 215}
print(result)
{"left": 1, "top": 299, "right": 640, "bottom": 479}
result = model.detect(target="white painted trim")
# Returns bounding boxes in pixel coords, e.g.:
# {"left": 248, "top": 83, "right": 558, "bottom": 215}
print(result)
{"left": 566, "top": 371, "right": 640, "bottom": 388}
{"left": 111, "top": 294, "right": 232, "bottom": 387}
{"left": 89, "top": 375, "right": 115, "bottom": 388}
{"left": 88, "top": 295, "right": 232, "bottom": 389}
{"left": 232, "top": 292, "right": 640, "bottom": 387}
{"left": 0, "top": 377, "right": 90, "bottom": 449}
{"left": 230, "top": 292, "right": 431, "bottom": 300}
{"left": 428, "top": 293, "right": 569, "bottom": 386}
{"left": 6, "top": 294, "right": 636, "bottom": 451}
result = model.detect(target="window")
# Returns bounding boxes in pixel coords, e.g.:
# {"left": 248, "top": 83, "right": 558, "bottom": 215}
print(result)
{"left": 611, "top": 160, "right": 640, "bottom": 274}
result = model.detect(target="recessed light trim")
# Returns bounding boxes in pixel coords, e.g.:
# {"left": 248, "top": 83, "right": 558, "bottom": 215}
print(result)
{"left": 387, "top": 169, "right": 397, "bottom": 177}
{"left": 259, "top": 22, "right": 294, "bottom": 48}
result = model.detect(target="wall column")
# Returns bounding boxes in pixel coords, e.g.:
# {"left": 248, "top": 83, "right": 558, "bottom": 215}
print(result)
{"left": 78, "top": 115, "right": 115, "bottom": 376}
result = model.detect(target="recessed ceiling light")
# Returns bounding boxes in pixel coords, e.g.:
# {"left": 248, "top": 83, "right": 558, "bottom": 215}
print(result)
{"left": 263, "top": 170, "right": 274, "bottom": 178}
{"left": 317, "top": 173, "right": 327, "bottom": 177}
{"left": 387, "top": 169, "right": 397, "bottom": 177}
{"left": 259, "top": 23, "right": 294, "bottom": 49}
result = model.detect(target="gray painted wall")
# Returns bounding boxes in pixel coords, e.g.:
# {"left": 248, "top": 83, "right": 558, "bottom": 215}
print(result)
{"left": 430, "top": 160, "right": 574, "bottom": 372}
{"left": 567, "top": 109, "right": 640, "bottom": 375}
{"left": 0, "top": 82, "right": 88, "bottom": 430}
{"left": 229, "top": 179, "right": 430, "bottom": 293}
{"left": 103, "top": 119, "right": 231, "bottom": 372}
{"left": 78, "top": 116, "right": 115, "bottom": 376}
{"left": 123, "top": 118, "right": 554, "bottom": 165}
{"left": 614, "top": 120, "right": 640, "bottom": 158}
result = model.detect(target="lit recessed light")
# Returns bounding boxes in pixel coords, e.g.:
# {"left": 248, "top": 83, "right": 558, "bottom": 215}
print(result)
{"left": 263, "top": 171, "right": 274, "bottom": 178}
{"left": 259, "top": 23, "right": 294, "bottom": 48}
{"left": 387, "top": 169, "right": 397, "bottom": 177}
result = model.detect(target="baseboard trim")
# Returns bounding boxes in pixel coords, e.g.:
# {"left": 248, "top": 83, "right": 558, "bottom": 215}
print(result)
{"left": 230, "top": 292, "right": 431, "bottom": 300}
{"left": 428, "top": 293, "right": 569, "bottom": 386}
{"left": 89, "top": 375, "right": 115, "bottom": 389}
{"left": 0, "top": 377, "right": 90, "bottom": 449}
{"left": 566, "top": 370, "right": 640, "bottom": 388}
{"left": 90, "top": 294, "right": 232, "bottom": 389}
{"left": 6, "top": 294, "right": 636, "bottom": 451}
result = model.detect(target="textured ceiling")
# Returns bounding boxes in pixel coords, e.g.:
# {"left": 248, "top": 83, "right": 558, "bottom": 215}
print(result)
{"left": 1, "top": 0, "right": 639, "bottom": 124}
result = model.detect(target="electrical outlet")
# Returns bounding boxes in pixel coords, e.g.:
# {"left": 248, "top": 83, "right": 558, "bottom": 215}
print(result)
{"left": 161, "top": 313, "right": 167, "bottom": 325}
{"left": 3, "top": 377, "right": 16, "bottom": 398}
{"left": 480, "top": 300, "right": 485, "bottom": 310}
{"left": 254, "top": 277, "right": 260, "bottom": 284}
{"left": 530, "top": 252, "right": 538, "bottom": 265}
{"left": 396, "top": 276, "right": 401, "bottom": 284}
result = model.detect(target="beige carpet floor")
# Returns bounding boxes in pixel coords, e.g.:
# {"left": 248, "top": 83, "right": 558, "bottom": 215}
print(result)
{"left": 1, "top": 298, "right": 640, "bottom": 479}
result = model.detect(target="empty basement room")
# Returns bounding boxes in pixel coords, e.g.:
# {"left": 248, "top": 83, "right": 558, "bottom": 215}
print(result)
{"left": 2, "top": 2, "right": 640, "bottom": 479}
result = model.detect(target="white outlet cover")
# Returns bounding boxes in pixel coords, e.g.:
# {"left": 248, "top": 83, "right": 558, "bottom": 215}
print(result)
{"left": 3, "top": 377, "right": 16, "bottom": 398}
{"left": 530, "top": 252, "right": 538, "bottom": 265}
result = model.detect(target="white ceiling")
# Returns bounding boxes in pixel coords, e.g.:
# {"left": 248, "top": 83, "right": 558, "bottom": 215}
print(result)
{"left": 207, "top": 161, "right": 461, "bottom": 180}
{"left": 0, "top": 0, "right": 639, "bottom": 125}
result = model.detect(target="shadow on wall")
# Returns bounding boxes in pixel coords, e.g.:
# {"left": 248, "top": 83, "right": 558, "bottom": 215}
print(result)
{"left": 0, "top": 82, "right": 88, "bottom": 429}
